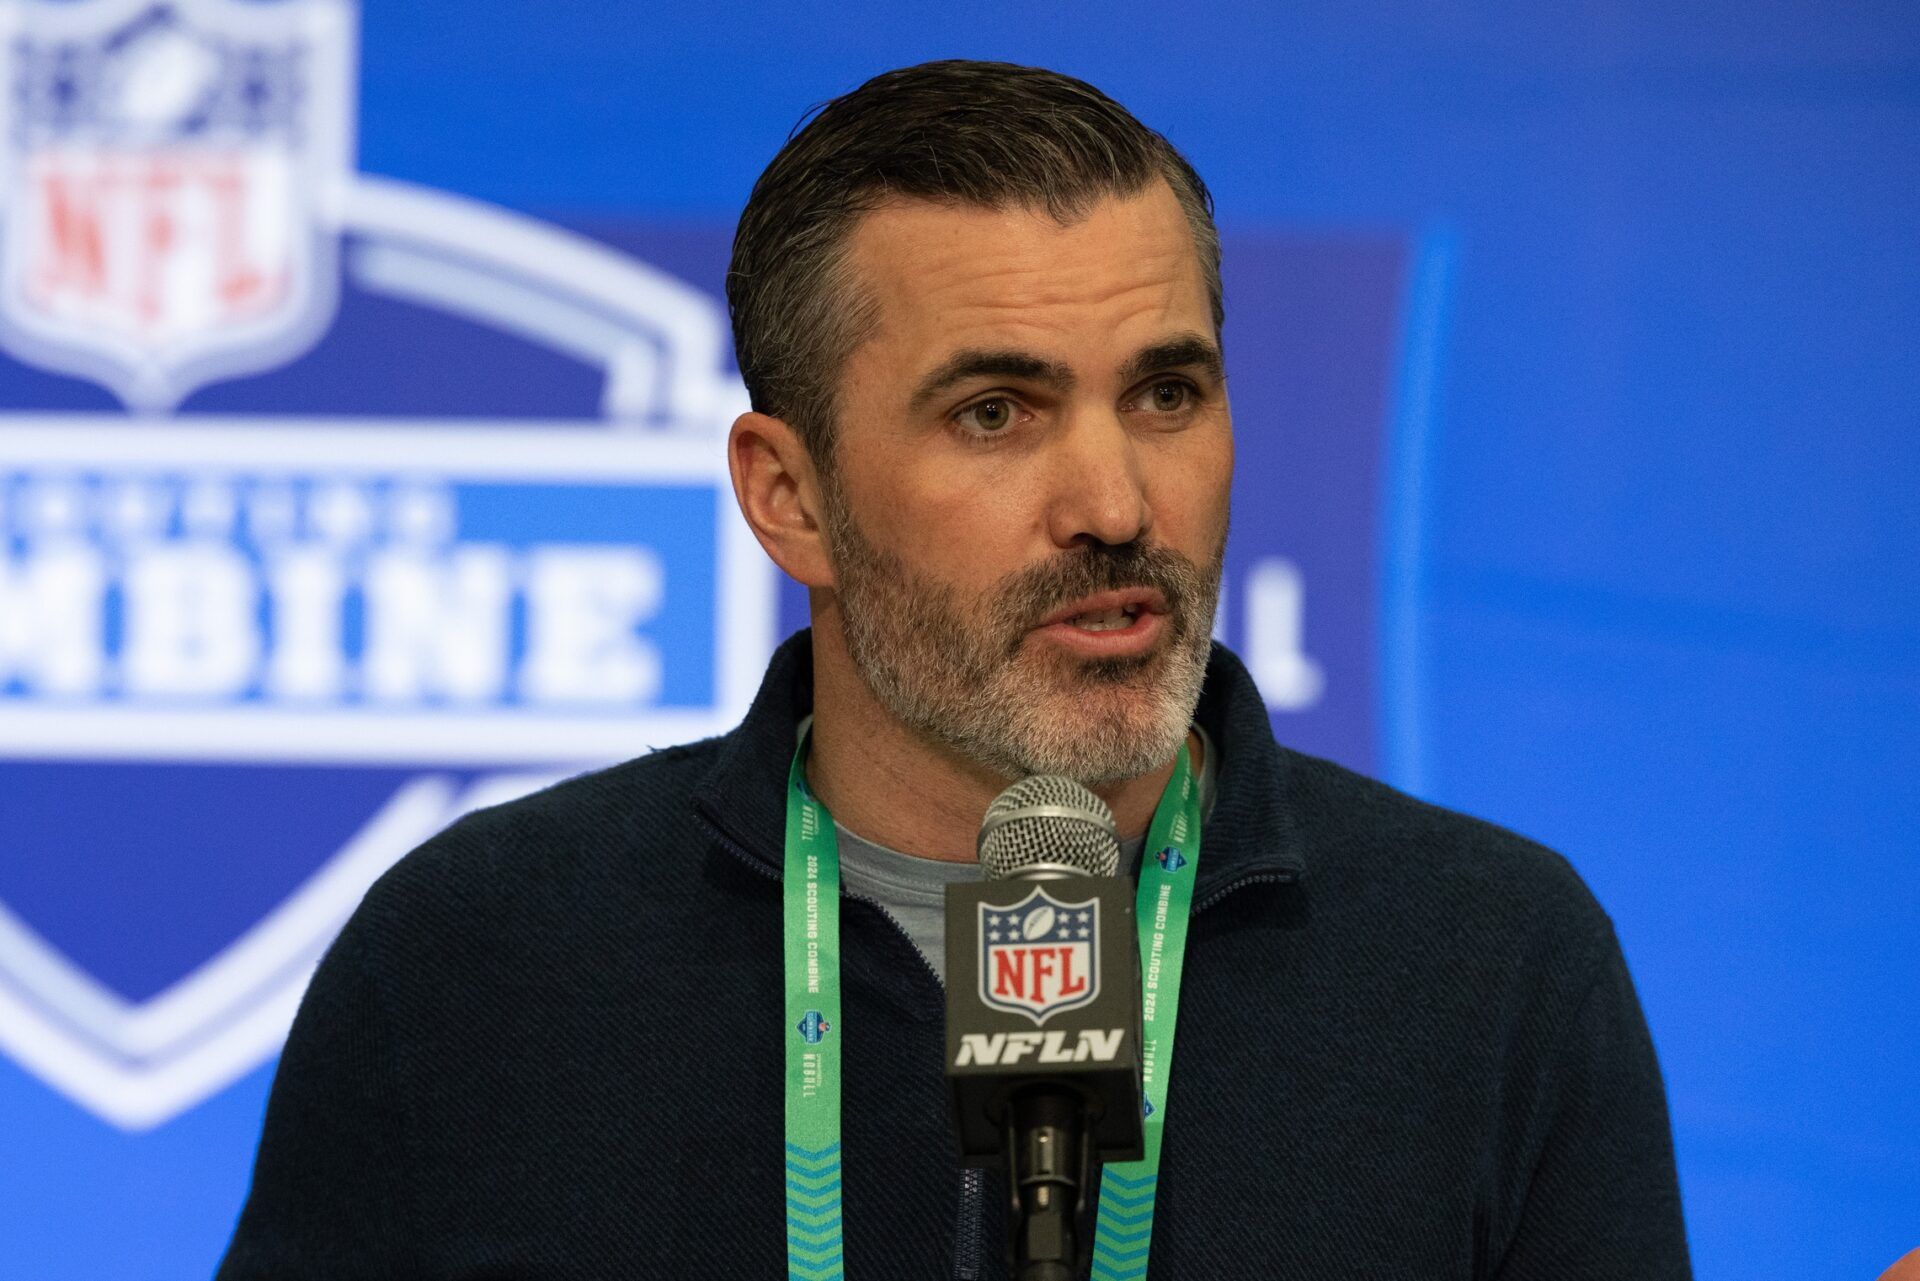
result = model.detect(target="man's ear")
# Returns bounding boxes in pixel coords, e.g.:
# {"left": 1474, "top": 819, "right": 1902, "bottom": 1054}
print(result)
{"left": 728, "top": 410, "right": 836, "bottom": 589}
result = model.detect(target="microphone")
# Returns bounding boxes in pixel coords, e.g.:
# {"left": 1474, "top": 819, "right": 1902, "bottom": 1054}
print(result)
{"left": 946, "top": 776, "right": 1145, "bottom": 1281}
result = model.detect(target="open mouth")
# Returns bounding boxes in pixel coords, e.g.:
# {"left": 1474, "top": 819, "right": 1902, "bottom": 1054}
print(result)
{"left": 1060, "top": 603, "right": 1143, "bottom": 633}
{"left": 1036, "top": 591, "right": 1167, "bottom": 652}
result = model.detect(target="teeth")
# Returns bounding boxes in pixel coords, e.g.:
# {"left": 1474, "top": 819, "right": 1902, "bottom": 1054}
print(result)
{"left": 1068, "top": 608, "right": 1132, "bottom": 632}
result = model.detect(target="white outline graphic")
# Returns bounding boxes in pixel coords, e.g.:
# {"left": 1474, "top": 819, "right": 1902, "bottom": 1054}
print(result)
{"left": 0, "top": 408, "right": 772, "bottom": 765}
{"left": 0, "top": 770, "right": 571, "bottom": 1128}
{"left": 0, "top": 2, "right": 773, "bottom": 1129}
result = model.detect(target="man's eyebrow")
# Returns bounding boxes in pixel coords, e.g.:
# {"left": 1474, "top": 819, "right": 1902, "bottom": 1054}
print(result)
{"left": 1119, "top": 334, "right": 1225, "bottom": 386}
{"left": 907, "top": 350, "right": 1076, "bottom": 413}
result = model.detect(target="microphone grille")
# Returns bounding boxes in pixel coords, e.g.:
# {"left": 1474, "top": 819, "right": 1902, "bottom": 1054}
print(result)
{"left": 977, "top": 775, "right": 1121, "bottom": 881}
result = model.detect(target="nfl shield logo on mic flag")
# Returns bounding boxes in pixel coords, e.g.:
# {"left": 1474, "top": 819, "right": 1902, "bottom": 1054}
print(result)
{"left": 979, "top": 886, "right": 1101, "bottom": 1025}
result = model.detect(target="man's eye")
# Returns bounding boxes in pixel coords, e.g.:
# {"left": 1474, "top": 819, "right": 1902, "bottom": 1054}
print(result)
{"left": 1142, "top": 380, "right": 1193, "bottom": 412}
{"left": 956, "top": 397, "right": 1017, "bottom": 433}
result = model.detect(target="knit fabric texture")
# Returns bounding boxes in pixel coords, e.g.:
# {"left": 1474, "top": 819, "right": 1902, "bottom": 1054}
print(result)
{"left": 218, "top": 633, "right": 1691, "bottom": 1280}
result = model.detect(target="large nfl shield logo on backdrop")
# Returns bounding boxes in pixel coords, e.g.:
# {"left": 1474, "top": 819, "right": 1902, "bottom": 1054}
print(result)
{"left": 0, "top": 0, "right": 350, "bottom": 410}
{"left": 0, "top": 0, "right": 772, "bottom": 1131}
{"left": 979, "top": 887, "right": 1101, "bottom": 1024}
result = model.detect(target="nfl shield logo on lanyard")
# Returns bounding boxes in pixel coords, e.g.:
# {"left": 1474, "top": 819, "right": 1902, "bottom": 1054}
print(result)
{"left": 0, "top": 0, "right": 353, "bottom": 411}
{"left": 979, "top": 886, "right": 1101, "bottom": 1025}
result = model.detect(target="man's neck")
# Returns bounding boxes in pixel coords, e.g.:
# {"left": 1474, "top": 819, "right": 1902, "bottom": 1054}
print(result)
{"left": 804, "top": 624, "right": 1198, "bottom": 863}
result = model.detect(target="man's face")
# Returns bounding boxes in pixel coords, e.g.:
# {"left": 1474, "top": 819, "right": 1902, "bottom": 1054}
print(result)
{"left": 822, "top": 182, "right": 1232, "bottom": 785}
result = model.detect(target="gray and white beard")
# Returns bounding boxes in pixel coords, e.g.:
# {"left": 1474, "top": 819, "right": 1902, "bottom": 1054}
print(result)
{"left": 822, "top": 483, "right": 1223, "bottom": 786}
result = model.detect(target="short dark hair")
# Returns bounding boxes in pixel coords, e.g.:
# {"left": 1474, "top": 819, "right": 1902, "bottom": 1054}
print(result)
{"left": 727, "top": 60, "right": 1223, "bottom": 462}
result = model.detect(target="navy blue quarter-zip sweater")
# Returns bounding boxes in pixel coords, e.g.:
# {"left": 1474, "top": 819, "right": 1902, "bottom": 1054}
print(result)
{"left": 219, "top": 633, "right": 1690, "bottom": 1279}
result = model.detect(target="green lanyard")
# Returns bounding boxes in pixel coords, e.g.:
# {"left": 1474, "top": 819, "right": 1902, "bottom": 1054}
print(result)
{"left": 1089, "top": 740, "right": 1202, "bottom": 1281}
{"left": 783, "top": 747, "right": 845, "bottom": 1280}
{"left": 783, "top": 741, "right": 1203, "bottom": 1281}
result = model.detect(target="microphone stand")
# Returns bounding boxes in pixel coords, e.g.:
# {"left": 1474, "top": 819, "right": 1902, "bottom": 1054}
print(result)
{"left": 1006, "top": 1085, "right": 1094, "bottom": 1281}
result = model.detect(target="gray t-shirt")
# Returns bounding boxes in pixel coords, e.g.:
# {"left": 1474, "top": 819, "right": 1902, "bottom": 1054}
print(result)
{"left": 835, "top": 729, "right": 1216, "bottom": 986}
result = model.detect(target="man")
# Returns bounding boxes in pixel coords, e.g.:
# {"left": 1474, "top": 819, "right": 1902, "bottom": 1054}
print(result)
{"left": 220, "top": 62, "right": 1691, "bottom": 1278}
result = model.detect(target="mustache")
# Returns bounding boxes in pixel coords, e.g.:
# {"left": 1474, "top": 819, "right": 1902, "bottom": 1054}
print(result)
{"left": 992, "top": 541, "right": 1212, "bottom": 651}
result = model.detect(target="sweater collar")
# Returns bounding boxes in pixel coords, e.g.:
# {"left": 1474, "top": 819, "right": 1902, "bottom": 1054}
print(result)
{"left": 691, "top": 630, "right": 1308, "bottom": 900}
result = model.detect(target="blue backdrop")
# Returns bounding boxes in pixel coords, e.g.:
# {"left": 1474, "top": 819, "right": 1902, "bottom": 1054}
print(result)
{"left": 0, "top": 2, "right": 1914, "bottom": 1279}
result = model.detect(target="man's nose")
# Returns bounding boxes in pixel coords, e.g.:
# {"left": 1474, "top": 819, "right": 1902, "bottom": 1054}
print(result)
{"left": 1044, "top": 409, "right": 1152, "bottom": 549}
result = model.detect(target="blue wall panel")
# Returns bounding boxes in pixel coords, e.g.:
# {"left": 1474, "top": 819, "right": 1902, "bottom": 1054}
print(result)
{"left": 0, "top": 2, "right": 1914, "bottom": 1277}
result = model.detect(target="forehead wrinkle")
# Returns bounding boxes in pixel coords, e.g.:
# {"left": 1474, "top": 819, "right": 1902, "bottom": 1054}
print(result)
{"left": 854, "top": 201, "right": 1196, "bottom": 316}
{"left": 940, "top": 247, "right": 1194, "bottom": 314}
{"left": 840, "top": 189, "right": 1216, "bottom": 420}
{"left": 899, "top": 268, "right": 1205, "bottom": 369}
